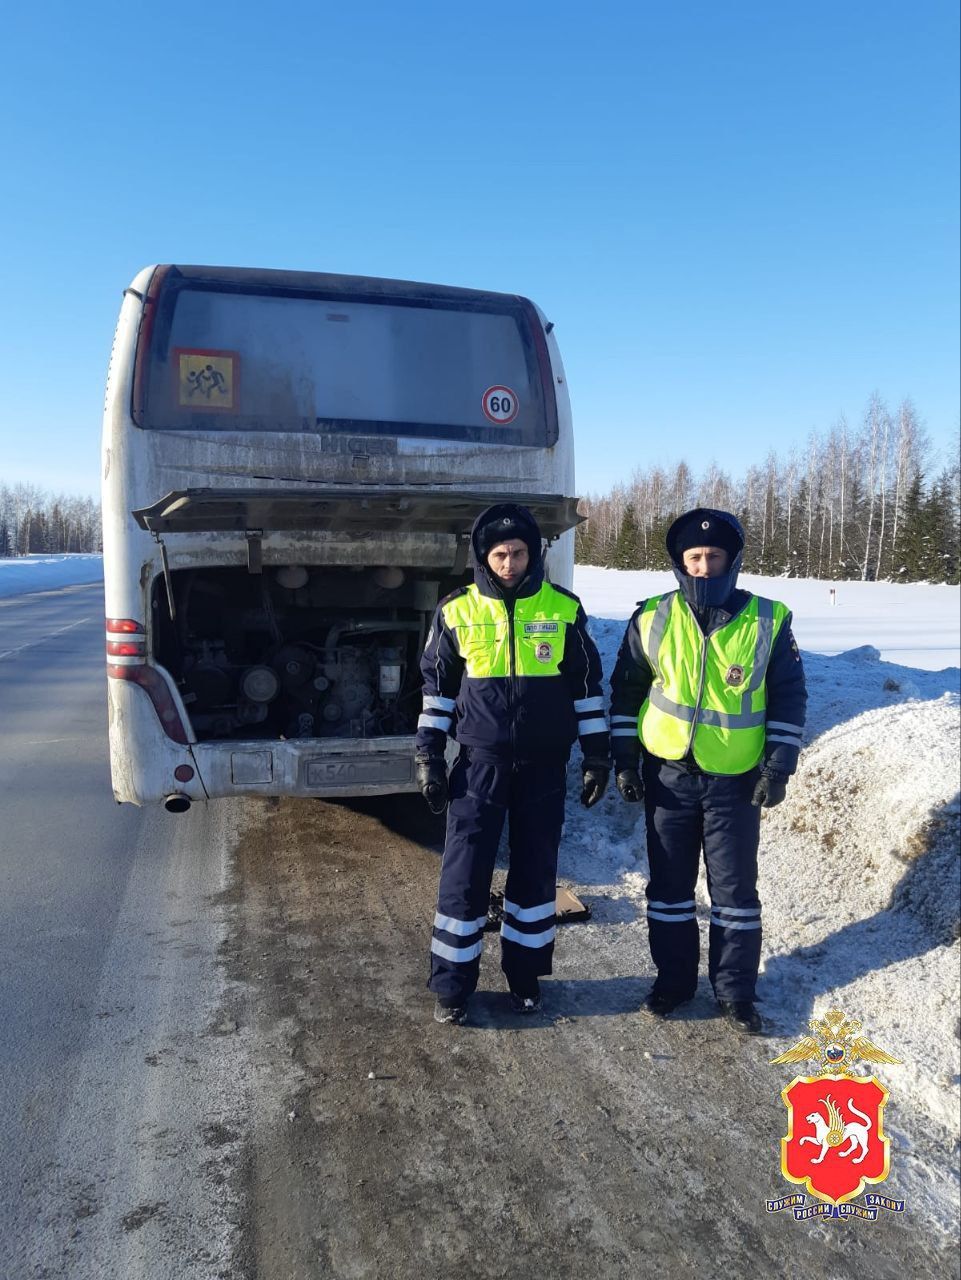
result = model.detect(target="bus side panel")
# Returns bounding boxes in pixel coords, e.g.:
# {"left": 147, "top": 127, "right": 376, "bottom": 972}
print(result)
{"left": 103, "top": 273, "right": 206, "bottom": 807}
{"left": 102, "top": 276, "right": 157, "bottom": 630}
{"left": 545, "top": 528, "right": 575, "bottom": 589}
{"left": 106, "top": 678, "right": 207, "bottom": 806}
{"left": 543, "top": 323, "right": 575, "bottom": 590}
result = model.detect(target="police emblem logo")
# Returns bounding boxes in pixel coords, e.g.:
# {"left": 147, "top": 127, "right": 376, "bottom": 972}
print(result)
{"left": 770, "top": 1009, "right": 903, "bottom": 1212}
{"left": 725, "top": 663, "right": 745, "bottom": 686}
{"left": 534, "top": 641, "right": 553, "bottom": 663}
{"left": 780, "top": 1079, "right": 890, "bottom": 1205}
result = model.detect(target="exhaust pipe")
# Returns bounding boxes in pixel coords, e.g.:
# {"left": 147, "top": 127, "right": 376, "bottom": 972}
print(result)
{"left": 163, "top": 793, "right": 191, "bottom": 814}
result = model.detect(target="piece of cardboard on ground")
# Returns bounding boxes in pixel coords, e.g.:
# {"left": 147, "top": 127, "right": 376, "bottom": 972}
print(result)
{"left": 485, "top": 887, "right": 591, "bottom": 930}
{"left": 555, "top": 886, "right": 591, "bottom": 922}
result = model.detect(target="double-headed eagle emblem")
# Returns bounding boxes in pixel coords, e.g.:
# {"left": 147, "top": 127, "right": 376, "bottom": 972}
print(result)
{"left": 770, "top": 1009, "right": 901, "bottom": 1077}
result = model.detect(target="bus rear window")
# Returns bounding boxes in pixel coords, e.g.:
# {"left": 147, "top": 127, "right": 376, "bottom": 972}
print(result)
{"left": 137, "top": 282, "right": 556, "bottom": 446}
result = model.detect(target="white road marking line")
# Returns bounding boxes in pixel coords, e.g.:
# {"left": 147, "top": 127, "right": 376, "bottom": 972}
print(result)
{"left": 0, "top": 616, "right": 93, "bottom": 661}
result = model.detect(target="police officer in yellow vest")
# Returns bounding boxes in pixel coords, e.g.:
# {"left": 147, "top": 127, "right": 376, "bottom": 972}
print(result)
{"left": 416, "top": 503, "right": 610, "bottom": 1025}
{"left": 610, "top": 509, "right": 806, "bottom": 1034}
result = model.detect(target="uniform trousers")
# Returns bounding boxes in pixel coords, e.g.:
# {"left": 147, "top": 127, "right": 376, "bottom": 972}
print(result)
{"left": 642, "top": 754, "right": 762, "bottom": 1003}
{"left": 428, "top": 749, "right": 567, "bottom": 1004}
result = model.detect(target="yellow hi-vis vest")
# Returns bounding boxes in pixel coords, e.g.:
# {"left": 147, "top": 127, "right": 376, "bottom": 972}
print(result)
{"left": 441, "top": 582, "right": 579, "bottom": 676}
{"left": 636, "top": 592, "right": 790, "bottom": 774}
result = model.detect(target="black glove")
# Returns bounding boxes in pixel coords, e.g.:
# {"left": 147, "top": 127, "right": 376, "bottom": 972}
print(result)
{"left": 580, "top": 759, "right": 610, "bottom": 808}
{"left": 615, "top": 767, "right": 644, "bottom": 803}
{"left": 415, "top": 755, "right": 449, "bottom": 814}
{"left": 751, "top": 769, "right": 788, "bottom": 809}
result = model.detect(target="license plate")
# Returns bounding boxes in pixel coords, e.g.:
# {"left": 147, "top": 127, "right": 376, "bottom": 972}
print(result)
{"left": 304, "top": 756, "right": 412, "bottom": 786}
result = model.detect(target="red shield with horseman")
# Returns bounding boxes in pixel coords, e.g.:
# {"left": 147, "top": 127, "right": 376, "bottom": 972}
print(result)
{"left": 781, "top": 1076, "right": 890, "bottom": 1204}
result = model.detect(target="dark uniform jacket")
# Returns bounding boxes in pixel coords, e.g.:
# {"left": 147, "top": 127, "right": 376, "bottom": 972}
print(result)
{"left": 416, "top": 504, "right": 609, "bottom": 765}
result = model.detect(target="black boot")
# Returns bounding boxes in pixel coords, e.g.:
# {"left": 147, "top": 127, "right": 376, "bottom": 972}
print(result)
{"left": 507, "top": 977, "right": 542, "bottom": 1014}
{"left": 718, "top": 999, "right": 763, "bottom": 1035}
{"left": 642, "top": 987, "right": 693, "bottom": 1018}
{"left": 434, "top": 997, "right": 469, "bottom": 1025}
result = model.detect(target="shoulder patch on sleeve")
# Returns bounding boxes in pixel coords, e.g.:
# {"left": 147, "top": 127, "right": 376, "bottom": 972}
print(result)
{"left": 439, "top": 585, "right": 470, "bottom": 607}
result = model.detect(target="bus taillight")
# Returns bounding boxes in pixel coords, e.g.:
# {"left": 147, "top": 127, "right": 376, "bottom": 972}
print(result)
{"left": 106, "top": 619, "right": 147, "bottom": 657}
{"left": 107, "top": 662, "right": 190, "bottom": 745}
{"left": 107, "top": 639, "right": 146, "bottom": 657}
{"left": 106, "top": 617, "right": 189, "bottom": 742}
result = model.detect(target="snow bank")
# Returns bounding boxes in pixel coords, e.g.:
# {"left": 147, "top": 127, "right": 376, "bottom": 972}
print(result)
{"left": 555, "top": 568, "right": 960, "bottom": 1231}
{"left": 0, "top": 554, "right": 103, "bottom": 600}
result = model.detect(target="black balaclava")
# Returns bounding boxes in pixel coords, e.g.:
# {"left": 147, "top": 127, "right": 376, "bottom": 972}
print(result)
{"left": 470, "top": 503, "right": 544, "bottom": 597}
{"left": 666, "top": 507, "right": 745, "bottom": 611}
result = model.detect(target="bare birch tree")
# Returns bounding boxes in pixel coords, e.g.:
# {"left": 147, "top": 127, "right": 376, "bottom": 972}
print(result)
{"left": 860, "top": 394, "right": 885, "bottom": 580}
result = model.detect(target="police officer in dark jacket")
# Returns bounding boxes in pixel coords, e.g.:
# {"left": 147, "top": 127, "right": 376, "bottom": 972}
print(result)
{"left": 415, "top": 503, "right": 610, "bottom": 1025}
{"left": 610, "top": 508, "right": 806, "bottom": 1034}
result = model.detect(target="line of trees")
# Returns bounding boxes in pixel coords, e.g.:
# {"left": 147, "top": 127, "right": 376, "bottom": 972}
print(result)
{"left": 0, "top": 482, "right": 102, "bottom": 557}
{"left": 576, "top": 397, "right": 960, "bottom": 584}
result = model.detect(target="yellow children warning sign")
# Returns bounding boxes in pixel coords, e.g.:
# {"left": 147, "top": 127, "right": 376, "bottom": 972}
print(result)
{"left": 176, "top": 348, "right": 238, "bottom": 411}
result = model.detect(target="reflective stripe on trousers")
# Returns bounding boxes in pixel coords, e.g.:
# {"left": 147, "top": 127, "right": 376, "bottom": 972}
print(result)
{"left": 642, "top": 756, "right": 763, "bottom": 1002}
{"left": 428, "top": 752, "right": 566, "bottom": 1004}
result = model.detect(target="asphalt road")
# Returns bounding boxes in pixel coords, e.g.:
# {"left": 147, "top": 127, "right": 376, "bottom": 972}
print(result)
{"left": 0, "top": 584, "right": 248, "bottom": 1279}
{"left": 1, "top": 584, "right": 956, "bottom": 1280}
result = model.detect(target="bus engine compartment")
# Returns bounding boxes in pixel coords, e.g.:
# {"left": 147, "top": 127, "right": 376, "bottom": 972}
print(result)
{"left": 151, "top": 565, "right": 457, "bottom": 742}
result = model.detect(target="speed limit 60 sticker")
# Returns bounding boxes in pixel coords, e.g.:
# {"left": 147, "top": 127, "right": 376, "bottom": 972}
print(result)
{"left": 482, "top": 385, "right": 519, "bottom": 424}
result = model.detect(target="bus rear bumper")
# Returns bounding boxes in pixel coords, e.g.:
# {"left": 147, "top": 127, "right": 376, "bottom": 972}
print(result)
{"left": 192, "top": 735, "right": 419, "bottom": 799}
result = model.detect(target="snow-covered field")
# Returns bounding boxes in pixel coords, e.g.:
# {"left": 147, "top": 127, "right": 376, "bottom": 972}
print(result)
{"left": 0, "top": 554, "right": 103, "bottom": 600}
{"left": 577, "top": 567, "right": 960, "bottom": 672}
{"left": 565, "top": 565, "right": 961, "bottom": 1231}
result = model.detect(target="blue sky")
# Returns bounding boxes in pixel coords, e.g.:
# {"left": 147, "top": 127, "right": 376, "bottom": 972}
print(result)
{"left": 1, "top": 0, "right": 957, "bottom": 499}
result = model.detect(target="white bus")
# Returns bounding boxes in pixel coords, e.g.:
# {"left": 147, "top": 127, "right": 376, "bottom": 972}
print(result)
{"left": 102, "top": 265, "right": 580, "bottom": 811}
